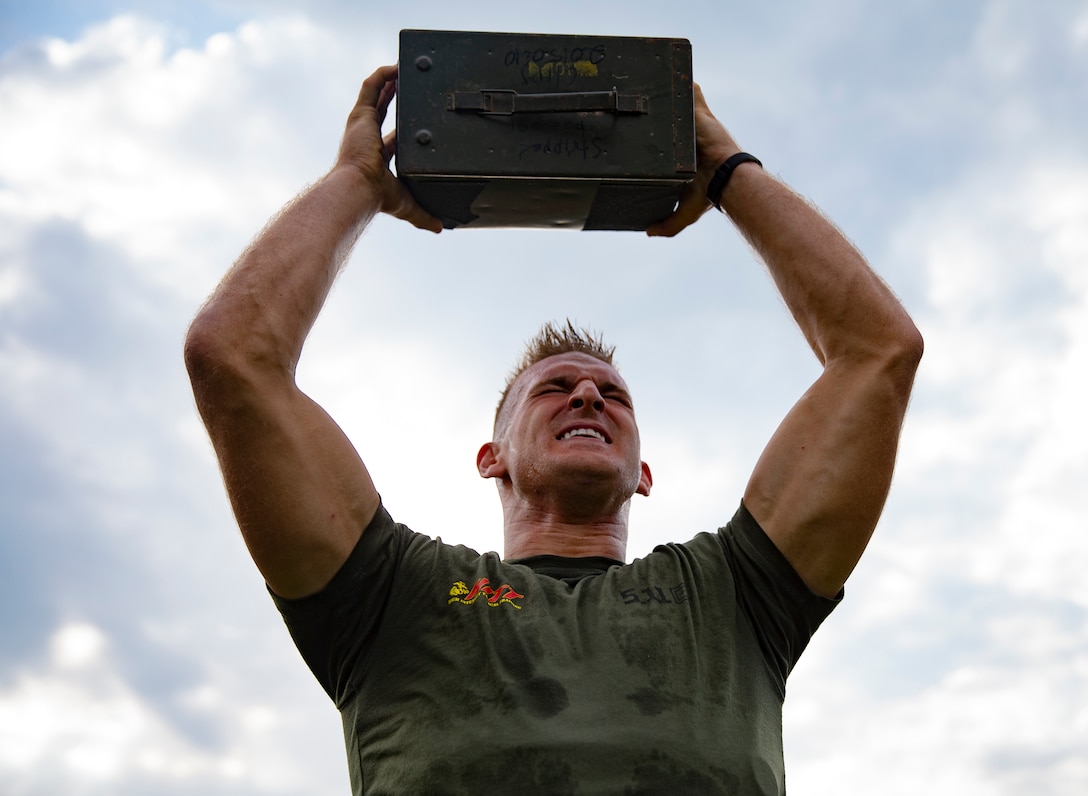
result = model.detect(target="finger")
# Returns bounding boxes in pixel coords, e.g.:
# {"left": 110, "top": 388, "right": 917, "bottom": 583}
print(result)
{"left": 406, "top": 207, "right": 445, "bottom": 234}
{"left": 646, "top": 191, "right": 711, "bottom": 238}
{"left": 692, "top": 82, "right": 709, "bottom": 111}
{"left": 375, "top": 77, "right": 397, "bottom": 127}
{"left": 382, "top": 129, "right": 397, "bottom": 165}
{"left": 381, "top": 174, "right": 443, "bottom": 234}
{"left": 396, "top": 192, "right": 444, "bottom": 233}
{"left": 356, "top": 64, "right": 398, "bottom": 110}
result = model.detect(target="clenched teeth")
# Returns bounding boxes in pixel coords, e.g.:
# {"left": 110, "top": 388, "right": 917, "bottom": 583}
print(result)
{"left": 560, "top": 428, "right": 607, "bottom": 442}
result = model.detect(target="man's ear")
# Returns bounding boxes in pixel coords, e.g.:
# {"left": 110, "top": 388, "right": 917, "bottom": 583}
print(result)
{"left": 477, "top": 442, "right": 506, "bottom": 480}
{"left": 636, "top": 461, "right": 653, "bottom": 497}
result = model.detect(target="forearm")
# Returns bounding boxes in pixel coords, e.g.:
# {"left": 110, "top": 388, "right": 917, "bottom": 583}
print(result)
{"left": 720, "top": 168, "right": 921, "bottom": 366}
{"left": 182, "top": 65, "right": 436, "bottom": 599}
{"left": 726, "top": 170, "right": 922, "bottom": 595}
{"left": 187, "top": 165, "right": 378, "bottom": 378}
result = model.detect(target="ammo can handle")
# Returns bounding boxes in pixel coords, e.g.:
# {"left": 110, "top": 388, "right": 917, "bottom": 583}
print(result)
{"left": 447, "top": 88, "right": 648, "bottom": 115}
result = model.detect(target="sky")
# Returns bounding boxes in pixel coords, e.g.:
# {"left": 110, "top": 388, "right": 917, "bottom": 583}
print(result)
{"left": 0, "top": 0, "right": 1086, "bottom": 793}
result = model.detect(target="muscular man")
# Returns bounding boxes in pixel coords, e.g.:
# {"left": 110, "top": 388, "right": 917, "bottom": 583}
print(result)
{"left": 185, "top": 64, "right": 922, "bottom": 793}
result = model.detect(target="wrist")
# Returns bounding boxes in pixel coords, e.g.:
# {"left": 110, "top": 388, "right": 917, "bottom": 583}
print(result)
{"left": 706, "top": 152, "right": 763, "bottom": 211}
{"left": 326, "top": 163, "right": 385, "bottom": 216}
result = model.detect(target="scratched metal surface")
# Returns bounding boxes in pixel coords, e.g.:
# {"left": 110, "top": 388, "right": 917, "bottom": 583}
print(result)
{"left": 395, "top": 29, "right": 694, "bottom": 229}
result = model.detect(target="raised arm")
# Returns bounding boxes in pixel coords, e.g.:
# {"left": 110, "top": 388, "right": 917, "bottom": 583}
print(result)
{"left": 650, "top": 85, "right": 923, "bottom": 598}
{"left": 183, "top": 65, "right": 440, "bottom": 599}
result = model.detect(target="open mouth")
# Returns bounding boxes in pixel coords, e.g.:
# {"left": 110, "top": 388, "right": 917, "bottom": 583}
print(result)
{"left": 558, "top": 428, "right": 610, "bottom": 443}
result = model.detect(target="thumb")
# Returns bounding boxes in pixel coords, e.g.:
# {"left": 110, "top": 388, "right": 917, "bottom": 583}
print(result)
{"left": 383, "top": 175, "right": 443, "bottom": 233}
{"left": 646, "top": 190, "right": 711, "bottom": 237}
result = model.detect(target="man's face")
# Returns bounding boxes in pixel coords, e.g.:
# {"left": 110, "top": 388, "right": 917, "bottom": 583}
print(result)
{"left": 482, "top": 352, "right": 652, "bottom": 504}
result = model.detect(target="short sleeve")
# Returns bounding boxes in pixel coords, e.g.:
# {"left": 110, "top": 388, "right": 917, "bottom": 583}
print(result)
{"left": 718, "top": 502, "right": 842, "bottom": 693}
{"left": 270, "top": 505, "right": 407, "bottom": 707}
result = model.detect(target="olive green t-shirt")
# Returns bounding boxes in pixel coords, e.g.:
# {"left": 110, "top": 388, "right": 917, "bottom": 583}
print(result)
{"left": 273, "top": 502, "right": 839, "bottom": 794}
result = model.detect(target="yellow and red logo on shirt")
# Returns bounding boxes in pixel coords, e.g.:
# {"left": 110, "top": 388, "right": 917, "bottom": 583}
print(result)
{"left": 448, "top": 578, "right": 525, "bottom": 609}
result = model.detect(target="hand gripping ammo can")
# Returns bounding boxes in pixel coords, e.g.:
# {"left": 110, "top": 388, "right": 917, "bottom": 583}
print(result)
{"left": 395, "top": 29, "right": 695, "bottom": 230}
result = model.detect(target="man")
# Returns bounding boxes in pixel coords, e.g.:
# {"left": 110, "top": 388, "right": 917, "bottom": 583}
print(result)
{"left": 185, "top": 63, "right": 922, "bottom": 794}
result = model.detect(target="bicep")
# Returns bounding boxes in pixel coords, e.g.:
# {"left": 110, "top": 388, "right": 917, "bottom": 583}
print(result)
{"left": 199, "top": 381, "right": 380, "bottom": 599}
{"left": 743, "top": 355, "right": 916, "bottom": 597}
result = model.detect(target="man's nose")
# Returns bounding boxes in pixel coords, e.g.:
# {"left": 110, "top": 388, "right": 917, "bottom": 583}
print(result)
{"left": 568, "top": 380, "right": 604, "bottom": 412}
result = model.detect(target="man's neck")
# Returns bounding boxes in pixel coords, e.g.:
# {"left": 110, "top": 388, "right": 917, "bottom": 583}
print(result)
{"left": 501, "top": 508, "right": 628, "bottom": 561}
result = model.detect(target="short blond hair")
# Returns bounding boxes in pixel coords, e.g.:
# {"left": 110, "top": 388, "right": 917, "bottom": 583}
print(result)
{"left": 494, "top": 321, "right": 616, "bottom": 432}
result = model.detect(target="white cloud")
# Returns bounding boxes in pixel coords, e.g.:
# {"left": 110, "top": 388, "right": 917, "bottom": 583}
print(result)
{"left": 0, "top": 14, "right": 371, "bottom": 300}
{"left": 0, "top": 18, "right": 358, "bottom": 793}
{"left": 0, "top": 621, "right": 345, "bottom": 795}
{"left": 806, "top": 151, "right": 1088, "bottom": 790}
{"left": 1077, "top": 8, "right": 1088, "bottom": 46}
{"left": 296, "top": 316, "right": 508, "bottom": 555}
{"left": 789, "top": 653, "right": 1088, "bottom": 795}
{"left": 0, "top": 264, "right": 26, "bottom": 305}
{"left": 782, "top": 6, "right": 1088, "bottom": 790}
{"left": 51, "top": 623, "right": 107, "bottom": 669}
{"left": 893, "top": 156, "right": 1088, "bottom": 607}
{"left": 0, "top": 622, "right": 226, "bottom": 788}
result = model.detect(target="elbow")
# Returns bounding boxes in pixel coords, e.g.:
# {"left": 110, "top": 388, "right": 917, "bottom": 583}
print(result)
{"left": 183, "top": 309, "right": 274, "bottom": 411}
{"left": 827, "top": 311, "right": 924, "bottom": 375}
{"left": 183, "top": 312, "right": 234, "bottom": 411}
{"left": 827, "top": 315, "right": 924, "bottom": 398}
{"left": 891, "top": 316, "right": 924, "bottom": 372}
{"left": 896, "top": 316, "right": 924, "bottom": 371}
{"left": 183, "top": 293, "right": 299, "bottom": 425}
{"left": 183, "top": 311, "right": 229, "bottom": 385}
{"left": 183, "top": 304, "right": 296, "bottom": 416}
{"left": 879, "top": 317, "right": 924, "bottom": 400}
